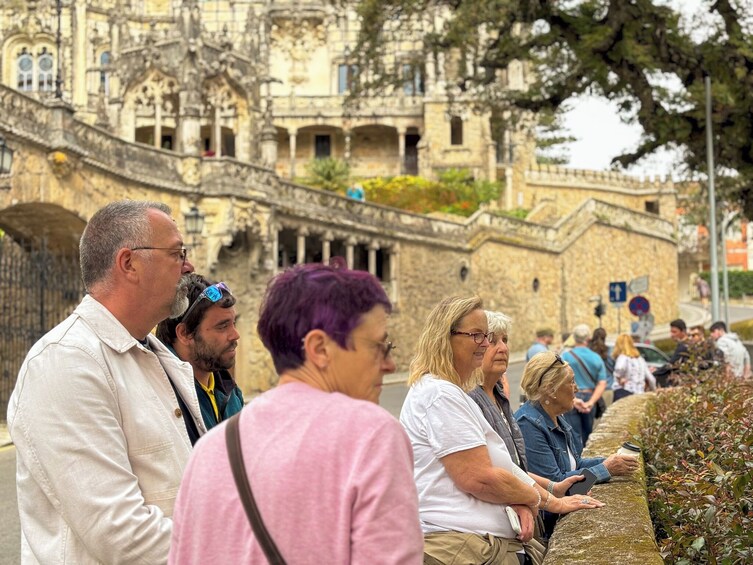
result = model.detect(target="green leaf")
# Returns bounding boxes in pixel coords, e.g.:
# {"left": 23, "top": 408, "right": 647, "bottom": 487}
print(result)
{"left": 691, "top": 536, "right": 705, "bottom": 551}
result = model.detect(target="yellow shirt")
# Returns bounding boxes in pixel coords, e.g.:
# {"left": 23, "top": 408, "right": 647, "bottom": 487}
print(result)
{"left": 198, "top": 372, "right": 219, "bottom": 422}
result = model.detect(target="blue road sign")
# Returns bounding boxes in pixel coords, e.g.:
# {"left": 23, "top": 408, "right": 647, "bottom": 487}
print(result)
{"left": 609, "top": 281, "right": 627, "bottom": 303}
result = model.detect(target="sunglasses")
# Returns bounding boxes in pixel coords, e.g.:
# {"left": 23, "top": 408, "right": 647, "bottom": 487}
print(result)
{"left": 538, "top": 352, "right": 565, "bottom": 388}
{"left": 181, "top": 282, "right": 231, "bottom": 321}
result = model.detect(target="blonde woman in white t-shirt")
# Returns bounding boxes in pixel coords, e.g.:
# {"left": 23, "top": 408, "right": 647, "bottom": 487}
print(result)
{"left": 612, "top": 333, "right": 655, "bottom": 401}
{"left": 400, "top": 296, "right": 604, "bottom": 565}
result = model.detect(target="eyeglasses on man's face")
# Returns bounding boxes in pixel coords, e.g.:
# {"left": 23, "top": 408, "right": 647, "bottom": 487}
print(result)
{"left": 538, "top": 352, "right": 565, "bottom": 388}
{"left": 130, "top": 246, "right": 188, "bottom": 263}
{"left": 450, "top": 330, "right": 495, "bottom": 345}
{"left": 181, "top": 282, "right": 232, "bottom": 321}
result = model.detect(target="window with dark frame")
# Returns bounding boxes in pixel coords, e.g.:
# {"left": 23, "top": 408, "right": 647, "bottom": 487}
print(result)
{"left": 315, "top": 135, "right": 331, "bottom": 158}
{"left": 450, "top": 116, "right": 463, "bottom": 146}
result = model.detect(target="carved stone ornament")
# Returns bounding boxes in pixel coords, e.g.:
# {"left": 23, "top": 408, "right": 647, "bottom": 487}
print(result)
{"left": 270, "top": 20, "right": 326, "bottom": 85}
{"left": 47, "top": 150, "right": 76, "bottom": 178}
{"left": 179, "top": 157, "right": 201, "bottom": 186}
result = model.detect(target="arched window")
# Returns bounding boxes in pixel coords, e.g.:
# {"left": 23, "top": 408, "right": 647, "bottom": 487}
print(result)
{"left": 100, "top": 51, "right": 111, "bottom": 95}
{"left": 38, "top": 49, "right": 54, "bottom": 92}
{"left": 450, "top": 116, "right": 463, "bottom": 146}
{"left": 17, "top": 50, "right": 33, "bottom": 91}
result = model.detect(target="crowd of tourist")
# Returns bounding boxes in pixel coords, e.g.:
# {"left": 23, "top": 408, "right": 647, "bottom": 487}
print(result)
{"left": 8, "top": 199, "right": 750, "bottom": 564}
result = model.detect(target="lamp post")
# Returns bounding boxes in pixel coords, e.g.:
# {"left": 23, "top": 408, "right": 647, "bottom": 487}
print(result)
{"left": 0, "top": 135, "right": 14, "bottom": 174}
{"left": 55, "top": 0, "right": 63, "bottom": 99}
{"left": 184, "top": 204, "right": 205, "bottom": 249}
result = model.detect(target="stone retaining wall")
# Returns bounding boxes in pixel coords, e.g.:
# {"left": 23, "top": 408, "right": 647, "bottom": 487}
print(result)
{"left": 543, "top": 393, "right": 663, "bottom": 564}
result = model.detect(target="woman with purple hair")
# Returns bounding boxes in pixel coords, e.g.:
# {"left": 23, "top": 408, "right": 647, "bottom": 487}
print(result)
{"left": 169, "top": 259, "right": 423, "bottom": 564}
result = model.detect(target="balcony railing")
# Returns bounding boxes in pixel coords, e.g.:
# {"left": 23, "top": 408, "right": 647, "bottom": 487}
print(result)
{"left": 273, "top": 94, "right": 423, "bottom": 119}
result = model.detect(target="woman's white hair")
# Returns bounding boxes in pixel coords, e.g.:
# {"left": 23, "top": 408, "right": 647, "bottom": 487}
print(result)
{"left": 485, "top": 310, "right": 512, "bottom": 336}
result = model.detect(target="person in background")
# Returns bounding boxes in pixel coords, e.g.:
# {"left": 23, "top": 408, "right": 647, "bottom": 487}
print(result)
{"left": 169, "top": 260, "right": 423, "bottom": 564}
{"left": 8, "top": 200, "right": 203, "bottom": 564}
{"left": 653, "top": 319, "right": 689, "bottom": 387}
{"left": 695, "top": 276, "right": 711, "bottom": 309}
{"left": 687, "top": 324, "right": 719, "bottom": 370}
{"left": 402, "top": 296, "right": 602, "bottom": 565}
{"left": 710, "top": 320, "right": 751, "bottom": 379}
{"left": 561, "top": 324, "right": 607, "bottom": 449}
{"left": 527, "top": 327, "right": 554, "bottom": 361}
{"left": 156, "top": 273, "right": 244, "bottom": 430}
{"left": 611, "top": 333, "right": 655, "bottom": 401}
{"left": 589, "top": 327, "right": 615, "bottom": 406}
{"left": 514, "top": 351, "right": 639, "bottom": 537}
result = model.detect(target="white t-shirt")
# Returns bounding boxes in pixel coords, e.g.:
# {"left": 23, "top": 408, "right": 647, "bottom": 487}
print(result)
{"left": 400, "top": 374, "right": 535, "bottom": 538}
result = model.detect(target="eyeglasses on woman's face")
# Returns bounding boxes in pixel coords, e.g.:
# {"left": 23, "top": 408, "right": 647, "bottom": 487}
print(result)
{"left": 450, "top": 330, "right": 495, "bottom": 345}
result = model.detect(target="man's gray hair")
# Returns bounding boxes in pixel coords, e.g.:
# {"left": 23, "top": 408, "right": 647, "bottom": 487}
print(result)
{"left": 485, "top": 310, "right": 512, "bottom": 337}
{"left": 572, "top": 323, "right": 591, "bottom": 344}
{"left": 80, "top": 200, "right": 171, "bottom": 291}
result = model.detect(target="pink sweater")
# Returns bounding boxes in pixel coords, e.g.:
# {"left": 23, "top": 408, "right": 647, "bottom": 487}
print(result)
{"left": 169, "top": 381, "right": 423, "bottom": 564}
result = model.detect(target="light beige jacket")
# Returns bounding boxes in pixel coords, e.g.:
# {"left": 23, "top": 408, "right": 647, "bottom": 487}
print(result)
{"left": 8, "top": 294, "right": 206, "bottom": 564}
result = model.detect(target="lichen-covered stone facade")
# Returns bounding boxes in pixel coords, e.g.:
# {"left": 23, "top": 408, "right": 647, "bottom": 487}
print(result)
{"left": 0, "top": 2, "right": 680, "bottom": 398}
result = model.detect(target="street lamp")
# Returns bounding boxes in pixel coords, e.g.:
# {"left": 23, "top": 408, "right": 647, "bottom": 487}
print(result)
{"left": 184, "top": 205, "right": 205, "bottom": 248}
{"left": 0, "top": 135, "right": 14, "bottom": 174}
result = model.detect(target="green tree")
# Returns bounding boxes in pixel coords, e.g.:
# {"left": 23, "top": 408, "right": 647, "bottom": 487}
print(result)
{"left": 351, "top": 0, "right": 753, "bottom": 217}
{"left": 303, "top": 157, "right": 351, "bottom": 193}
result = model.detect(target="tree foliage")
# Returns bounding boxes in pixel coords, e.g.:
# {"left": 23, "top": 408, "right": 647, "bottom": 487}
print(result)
{"left": 350, "top": 0, "right": 753, "bottom": 218}
{"left": 302, "top": 157, "right": 351, "bottom": 192}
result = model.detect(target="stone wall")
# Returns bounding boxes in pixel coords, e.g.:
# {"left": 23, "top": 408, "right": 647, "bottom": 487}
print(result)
{"left": 543, "top": 394, "right": 663, "bottom": 564}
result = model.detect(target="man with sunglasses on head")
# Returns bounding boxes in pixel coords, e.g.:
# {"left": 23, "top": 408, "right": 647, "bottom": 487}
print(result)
{"left": 8, "top": 200, "right": 206, "bottom": 564}
{"left": 157, "top": 274, "right": 244, "bottom": 430}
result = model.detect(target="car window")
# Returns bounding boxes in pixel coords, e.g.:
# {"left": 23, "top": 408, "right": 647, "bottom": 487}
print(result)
{"left": 639, "top": 346, "right": 668, "bottom": 363}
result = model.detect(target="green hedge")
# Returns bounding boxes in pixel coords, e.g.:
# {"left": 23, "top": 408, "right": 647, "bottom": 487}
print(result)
{"left": 700, "top": 271, "right": 753, "bottom": 299}
{"left": 641, "top": 367, "right": 753, "bottom": 563}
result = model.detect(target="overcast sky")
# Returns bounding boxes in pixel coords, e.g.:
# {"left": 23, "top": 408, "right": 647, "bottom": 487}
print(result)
{"left": 560, "top": 0, "right": 717, "bottom": 178}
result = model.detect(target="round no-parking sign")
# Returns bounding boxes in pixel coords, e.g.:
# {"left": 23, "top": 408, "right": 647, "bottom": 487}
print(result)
{"left": 628, "top": 295, "right": 650, "bottom": 316}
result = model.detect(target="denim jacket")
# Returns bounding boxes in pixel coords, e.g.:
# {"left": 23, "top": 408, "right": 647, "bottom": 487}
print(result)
{"left": 513, "top": 401, "right": 610, "bottom": 484}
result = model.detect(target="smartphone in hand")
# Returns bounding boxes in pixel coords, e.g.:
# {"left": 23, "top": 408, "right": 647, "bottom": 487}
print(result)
{"left": 566, "top": 469, "right": 598, "bottom": 496}
{"left": 505, "top": 506, "right": 522, "bottom": 534}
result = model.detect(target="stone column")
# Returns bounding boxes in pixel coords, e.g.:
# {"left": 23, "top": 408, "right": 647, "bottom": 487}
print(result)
{"left": 154, "top": 100, "right": 162, "bottom": 148}
{"left": 296, "top": 227, "right": 308, "bottom": 264}
{"left": 389, "top": 244, "right": 400, "bottom": 305}
{"left": 398, "top": 129, "right": 406, "bottom": 174}
{"left": 270, "top": 223, "right": 280, "bottom": 274}
{"left": 289, "top": 129, "right": 297, "bottom": 179}
{"left": 345, "top": 236, "right": 356, "bottom": 269}
{"left": 213, "top": 105, "right": 223, "bottom": 157}
{"left": 322, "top": 231, "right": 333, "bottom": 264}
{"left": 344, "top": 130, "right": 352, "bottom": 162}
{"left": 72, "top": 0, "right": 88, "bottom": 106}
{"left": 368, "top": 241, "right": 379, "bottom": 276}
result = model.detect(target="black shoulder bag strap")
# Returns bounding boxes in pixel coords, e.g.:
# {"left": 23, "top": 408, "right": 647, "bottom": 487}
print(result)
{"left": 569, "top": 351, "right": 598, "bottom": 388}
{"left": 225, "top": 413, "right": 287, "bottom": 565}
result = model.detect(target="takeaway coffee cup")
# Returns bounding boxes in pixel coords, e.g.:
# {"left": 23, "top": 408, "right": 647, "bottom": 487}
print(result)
{"left": 617, "top": 441, "right": 641, "bottom": 457}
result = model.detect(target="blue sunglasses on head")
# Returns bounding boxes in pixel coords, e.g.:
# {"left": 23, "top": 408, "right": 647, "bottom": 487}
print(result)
{"left": 181, "top": 282, "right": 231, "bottom": 321}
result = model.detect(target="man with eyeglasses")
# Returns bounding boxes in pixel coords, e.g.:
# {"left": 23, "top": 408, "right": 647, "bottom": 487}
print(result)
{"left": 8, "top": 200, "right": 206, "bottom": 564}
{"left": 157, "top": 274, "right": 245, "bottom": 430}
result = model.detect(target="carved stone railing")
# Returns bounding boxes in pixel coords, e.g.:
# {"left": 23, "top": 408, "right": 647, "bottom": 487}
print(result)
{"left": 526, "top": 163, "right": 675, "bottom": 194}
{"left": 273, "top": 94, "right": 423, "bottom": 119}
{"left": 0, "top": 86, "right": 55, "bottom": 146}
{"left": 200, "top": 157, "right": 279, "bottom": 197}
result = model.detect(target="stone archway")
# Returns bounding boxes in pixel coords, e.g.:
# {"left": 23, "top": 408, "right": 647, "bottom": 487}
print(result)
{"left": 0, "top": 204, "right": 86, "bottom": 421}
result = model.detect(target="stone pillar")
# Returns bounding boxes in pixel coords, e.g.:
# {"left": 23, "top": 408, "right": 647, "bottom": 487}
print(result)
{"left": 389, "top": 244, "right": 400, "bottom": 305}
{"left": 504, "top": 166, "right": 514, "bottom": 210}
{"left": 398, "top": 129, "right": 406, "bottom": 174}
{"left": 270, "top": 223, "right": 280, "bottom": 274}
{"left": 322, "top": 231, "right": 333, "bottom": 264}
{"left": 72, "top": 0, "right": 88, "bottom": 106}
{"left": 368, "top": 241, "right": 379, "bottom": 276}
{"left": 213, "top": 105, "right": 222, "bottom": 157}
{"left": 260, "top": 123, "right": 278, "bottom": 167}
{"left": 154, "top": 101, "right": 162, "bottom": 148}
{"left": 296, "top": 227, "right": 308, "bottom": 264}
{"left": 289, "top": 129, "right": 297, "bottom": 179}
{"left": 345, "top": 237, "right": 356, "bottom": 269}
{"left": 344, "top": 130, "right": 351, "bottom": 162}
{"left": 177, "top": 91, "right": 202, "bottom": 156}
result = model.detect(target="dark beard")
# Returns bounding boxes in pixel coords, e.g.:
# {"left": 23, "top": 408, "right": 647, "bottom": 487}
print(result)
{"left": 193, "top": 332, "right": 236, "bottom": 373}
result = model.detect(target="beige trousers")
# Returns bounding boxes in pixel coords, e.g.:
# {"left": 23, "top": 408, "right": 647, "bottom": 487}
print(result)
{"left": 423, "top": 531, "right": 524, "bottom": 565}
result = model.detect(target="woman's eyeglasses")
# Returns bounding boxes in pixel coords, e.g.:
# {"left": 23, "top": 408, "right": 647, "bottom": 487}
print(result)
{"left": 450, "top": 330, "right": 495, "bottom": 345}
{"left": 181, "top": 282, "right": 232, "bottom": 321}
{"left": 538, "top": 353, "right": 565, "bottom": 387}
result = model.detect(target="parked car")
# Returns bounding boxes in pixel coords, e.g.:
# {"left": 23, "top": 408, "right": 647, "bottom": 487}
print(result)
{"left": 606, "top": 341, "right": 670, "bottom": 370}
